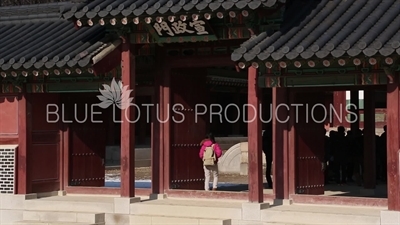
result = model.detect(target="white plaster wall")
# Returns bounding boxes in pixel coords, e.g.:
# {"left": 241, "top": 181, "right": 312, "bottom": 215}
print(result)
{"left": 346, "top": 90, "right": 364, "bottom": 99}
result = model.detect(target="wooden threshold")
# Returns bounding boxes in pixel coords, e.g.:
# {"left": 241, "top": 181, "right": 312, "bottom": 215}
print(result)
{"left": 65, "top": 186, "right": 151, "bottom": 196}
{"left": 165, "top": 189, "right": 275, "bottom": 201}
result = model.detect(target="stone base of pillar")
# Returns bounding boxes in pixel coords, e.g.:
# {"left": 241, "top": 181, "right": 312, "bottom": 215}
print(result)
{"left": 24, "top": 193, "right": 38, "bottom": 200}
{"left": 273, "top": 199, "right": 293, "bottom": 205}
{"left": 114, "top": 197, "right": 141, "bottom": 214}
{"left": 381, "top": 210, "right": 400, "bottom": 225}
{"left": 360, "top": 188, "right": 375, "bottom": 196}
{"left": 149, "top": 193, "right": 167, "bottom": 200}
{"left": 58, "top": 190, "right": 66, "bottom": 196}
{"left": 241, "top": 202, "right": 270, "bottom": 221}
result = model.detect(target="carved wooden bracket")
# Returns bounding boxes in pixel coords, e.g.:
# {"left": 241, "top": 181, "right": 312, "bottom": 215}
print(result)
{"left": 120, "top": 35, "right": 128, "bottom": 44}
{"left": 387, "top": 74, "right": 394, "bottom": 84}
{"left": 384, "top": 67, "right": 395, "bottom": 84}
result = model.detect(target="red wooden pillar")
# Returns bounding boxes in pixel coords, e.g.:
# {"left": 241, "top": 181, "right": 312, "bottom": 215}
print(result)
{"left": 151, "top": 68, "right": 165, "bottom": 193}
{"left": 272, "top": 88, "right": 289, "bottom": 199}
{"left": 332, "top": 91, "right": 346, "bottom": 127}
{"left": 287, "top": 90, "right": 296, "bottom": 196}
{"left": 386, "top": 73, "right": 400, "bottom": 211}
{"left": 363, "top": 89, "right": 375, "bottom": 189}
{"left": 120, "top": 37, "right": 136, "bottom": 197}
{"left": 350, "top": 90, "right": 359, "bottom": 131}
{"left": 17, "top": 91, "right": 31, "bottom": 194}
{"left": 162, "top": 68, "right": 171, "bottom": 190}
{"left": 247, "top": 67, "right": 263, "bottom": 203}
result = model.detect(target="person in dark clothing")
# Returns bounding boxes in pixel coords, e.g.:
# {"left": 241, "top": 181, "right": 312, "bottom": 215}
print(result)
{"left": 352, "top": 129, "right": 364, "bottom": 186}
{"left": 328, "top": 130, "right": 338, "bottom": 183}
{"left": 262, "top": 129, "right": 273, "bottom": 189}
{"left": 324, "top": 130, "right": 331, "bottom": 184}
{"left": 346, "top": 130, "right": 355, "bottom": 182}
{"left": 378, "top": 125, "right": 387, "bottom": 182}
{"left": 332, "top": 126, "right": 349, "bottom": 185}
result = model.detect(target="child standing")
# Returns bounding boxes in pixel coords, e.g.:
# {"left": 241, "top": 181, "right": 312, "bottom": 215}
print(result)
{"left": 199, "top": 133, "right": 223, "bottom": 191}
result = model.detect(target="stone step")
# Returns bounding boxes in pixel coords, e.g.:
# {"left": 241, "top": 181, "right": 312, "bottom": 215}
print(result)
{"left": 23, "top": 211, "right": 105, "bottom": 224}
{"left": 261, "top": 204, "right": 381, "bottom": 225}
{"left": 130, "top": 199, "right": 243, "bottom": 220}
{"left": 24, "top": 196, "right": 114, "bottom": 213}
{"left": 130, "top": 214, "right": 231, "bottom": 225}
{"left": 13, "top": 221, "right": 104, "bottom": 225}
{"left": 262, "top": 223, "right": 312, "bottom": 225}
{"left": 231, "top": 220, "right": 300, "bottom": 225}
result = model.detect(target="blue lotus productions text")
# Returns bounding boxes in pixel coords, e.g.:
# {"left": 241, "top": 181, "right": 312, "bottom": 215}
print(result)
{"left": 45, "top": 103, "right": 359, "bottom": 124}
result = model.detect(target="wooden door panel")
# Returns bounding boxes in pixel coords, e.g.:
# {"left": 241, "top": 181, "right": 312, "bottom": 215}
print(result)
{"left": 170, "top": 70, "right": 209, "bottom": 190}
{"left": 69, "top": 126, "right": 106, "bottom": 186}
{"left": 64, "top": 94, "right": 107, "bottom": 187}
{"left": 30, "top": 94, "right": 61, "bottom": 193}
{"left": 294, "top": 92, "right": 325, "bottom": 195}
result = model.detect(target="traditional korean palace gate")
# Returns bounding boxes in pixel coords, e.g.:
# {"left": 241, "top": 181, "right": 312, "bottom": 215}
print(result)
{"left": 231, "top": 0, "right": 400, "bottom": 211}
{"left": 2, "top": 2, "right": 400, "bottom": 222}
{"left": 59, "top": 0, "right": 287, "bottom": 193}
{"left": 0, "top": 1, "right": 287, "bottom": 196}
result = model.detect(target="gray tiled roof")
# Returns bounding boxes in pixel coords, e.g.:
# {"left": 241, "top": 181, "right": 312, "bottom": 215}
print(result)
{"left": 62, "top": 0, "right": 286, "bottom": 20}
{"left": 232, "top": 0, "right": 400, "bottom": 62}
{"left": 0, "top": 2, "right": 112, "bottom": 73}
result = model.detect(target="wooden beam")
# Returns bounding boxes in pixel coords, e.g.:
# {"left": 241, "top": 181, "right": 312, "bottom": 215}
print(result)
{"left": 285, "top": 86, "right": 386, "bottom": 92}
{"left": 386, "top": 73, "right": 400, "bottom": 211}
{"left": 0, "top": 136, "right": 18, "bottom": 144}
{"left": 363, "top": 89, "right": 376, "bottom": 189}
{"left": 167, "top": 55, "right": 234, "bottom": 68}
{"left": 17, "top": 92, "right": 30, "bottom": 194}
{"left": 247, "top": 66, "right": 263, "bottom": 203}
{"left": 120, "top": 37, "right": 136, "bottom": 197}
{"left": 92, "top": 44, "right": 122, "bottom": 76}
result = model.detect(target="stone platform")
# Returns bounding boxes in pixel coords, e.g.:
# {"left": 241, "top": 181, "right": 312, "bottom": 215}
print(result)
{"left": 1, "top": 192, "right": 391, "bottom": 225}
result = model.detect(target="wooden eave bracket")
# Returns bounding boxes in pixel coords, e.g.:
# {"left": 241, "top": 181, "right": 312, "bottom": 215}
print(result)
{"left": 384, "top": 67, "right": 395, "bottom": 84}
{"left": 92, "top": 39, "right": 122, "bottom": 65}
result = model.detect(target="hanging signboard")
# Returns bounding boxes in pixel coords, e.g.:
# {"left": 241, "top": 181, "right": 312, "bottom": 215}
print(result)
{"left": 147, "top": 19, "right": 218, "bottom": 43}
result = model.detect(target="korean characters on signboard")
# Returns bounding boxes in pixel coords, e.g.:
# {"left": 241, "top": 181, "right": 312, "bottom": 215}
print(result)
{"left": 152, "top": 19, "right": 211, "bottom": 37}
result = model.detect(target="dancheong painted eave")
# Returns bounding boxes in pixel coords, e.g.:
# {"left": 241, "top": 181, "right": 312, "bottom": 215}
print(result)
{"left": 63, "top": 0, "right": 286, "bottom": 26}
{"left": 0, "top": 2, "right": 118, "bottom": 78}
{"left": 231, "top": 0, "right": 400, "bottom": 67}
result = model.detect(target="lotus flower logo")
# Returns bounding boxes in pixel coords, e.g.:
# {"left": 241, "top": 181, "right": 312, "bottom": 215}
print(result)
{"left": 97, "top": 78, "right": 133, "bottom": 110}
